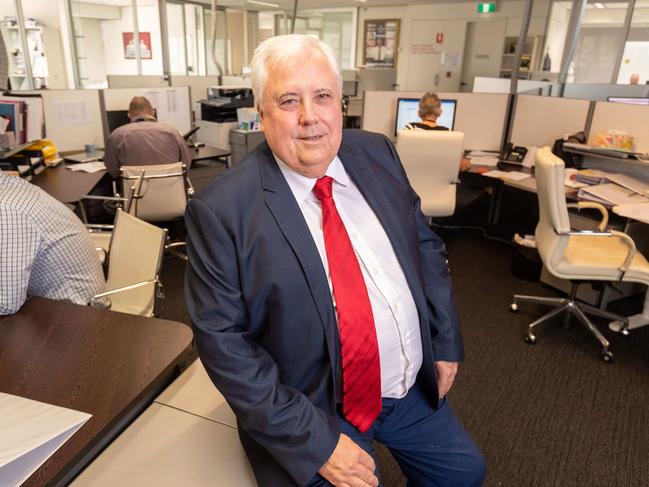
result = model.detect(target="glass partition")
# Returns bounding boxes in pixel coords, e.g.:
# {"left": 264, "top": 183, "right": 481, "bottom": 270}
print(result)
{"left": 616, "top": 1, "right": 649, "bottom": 85}
{"left": 0, "top": 0, "right": 26, "bottom": 90}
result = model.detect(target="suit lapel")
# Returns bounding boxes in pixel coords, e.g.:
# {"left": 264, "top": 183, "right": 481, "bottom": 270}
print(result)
{"left": 258, "top": 144, "right": 340, "bottom": 376}
{"left": 338, "top": 136, "right": 428, "bottom": 319}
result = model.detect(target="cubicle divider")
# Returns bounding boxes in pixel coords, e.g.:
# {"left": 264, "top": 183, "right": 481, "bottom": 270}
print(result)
{"left": 589, "top": 101, "right": 649, "bottom": 154}
{"left": 563, "top": 83, "right": 649, "bottom": 101}
{"left": 170, "top": 75, "right": 221, "bottom": 115}
{"left": 362, "top": 90, "right": 509, "bottom": 152}
{"left": 107, "top": 75, "right": 169, "bottom": 89}
{"left": 102, "top": 86, "right": 192, "bottom": 139}
{"left": 36, "top": 90, "right": 105, "bottom": 153}
{"left": 509, "top": 95, "right": 591, "bottom": 148}
{"left": 473, "top": 77, "right": 560, "bottom": 97}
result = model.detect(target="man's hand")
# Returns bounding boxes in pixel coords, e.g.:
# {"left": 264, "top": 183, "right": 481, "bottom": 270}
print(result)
{"left": 318, "top": 433, "right": 378, "bottom": 487}
{"left": 435, "top": 361, "right": 459, "bottom": 398}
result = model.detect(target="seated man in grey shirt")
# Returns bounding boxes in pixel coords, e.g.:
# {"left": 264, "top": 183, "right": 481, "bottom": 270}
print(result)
{"left": 103, "top": 96, "right": 192, "bottom": 179}
{"left": 0, "top": 170, "right": 106, "bottom": 315}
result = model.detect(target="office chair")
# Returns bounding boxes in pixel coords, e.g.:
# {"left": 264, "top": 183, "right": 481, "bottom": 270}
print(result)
{"left": 395, "top": 130, "right": 464, "bottom": 217}
{"left": 121, "top": 162, "right": 193, "bottom": 260}
{"left": 93, "top": 209, "right": 167, "bottom": 317}
{"left": 511, "top": 147, "right": 649, "bottom": 362}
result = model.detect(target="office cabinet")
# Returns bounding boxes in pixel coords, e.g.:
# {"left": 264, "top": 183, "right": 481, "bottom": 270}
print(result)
{"left": 229, "top": 129, "right": 265, "bottom": 166}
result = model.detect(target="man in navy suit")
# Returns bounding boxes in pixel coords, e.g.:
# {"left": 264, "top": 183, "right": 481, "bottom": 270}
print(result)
{"left": 185, "top": 34, "right": 485, "bottom": 487}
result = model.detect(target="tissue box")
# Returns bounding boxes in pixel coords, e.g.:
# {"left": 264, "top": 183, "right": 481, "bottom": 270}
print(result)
{"left": 0, "top": 131, "right": 16, "bottom": 150}
{"left": 594, "top": 130, "right": 634, "bottom": 152}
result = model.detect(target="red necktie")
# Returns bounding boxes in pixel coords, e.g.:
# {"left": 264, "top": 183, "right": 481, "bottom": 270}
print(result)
{"left": 313, "top": 176, "right": 381, "bottom": 432}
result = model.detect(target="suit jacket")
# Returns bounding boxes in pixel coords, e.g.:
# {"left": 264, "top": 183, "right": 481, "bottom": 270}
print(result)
{"left": 185, "top": 129, "right": 464, "bottom": 486}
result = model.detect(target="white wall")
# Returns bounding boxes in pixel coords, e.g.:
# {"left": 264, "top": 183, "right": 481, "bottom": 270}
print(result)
{"left": 356, "top": 1, "right": 551, "bottom": 92}
{"left": 80, "top": 18, "right": 107, "bottom": 86}
{"left": 100, "top": 5, "right": 163, "bottom": 76}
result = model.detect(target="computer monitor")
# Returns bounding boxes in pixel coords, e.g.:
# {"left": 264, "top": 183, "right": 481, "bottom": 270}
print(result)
{"left": 106, "top": 108, "right": 158, "bottom": 133}
{"left": 394, "top": 97, "right": 457, "bottom": 136}
{"left": 606, "top": 96, "right": 649, "bottom": 106}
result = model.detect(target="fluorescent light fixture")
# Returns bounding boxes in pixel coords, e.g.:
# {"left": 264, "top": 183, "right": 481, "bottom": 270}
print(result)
{"left": 247, "top": 0, "right": 280, "bottom": 7}
{"left": 593, "top": 2, "right": 605, "bottom": 8}
{"left": 355, "top": 0, "right": 368, "bottom": 2}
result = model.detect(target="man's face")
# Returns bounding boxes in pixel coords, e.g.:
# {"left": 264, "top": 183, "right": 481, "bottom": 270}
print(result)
{"left": 259, "top": 50, "right": 342, "bottom": 178}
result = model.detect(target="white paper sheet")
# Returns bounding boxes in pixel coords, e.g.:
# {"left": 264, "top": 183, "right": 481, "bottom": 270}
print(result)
{"left": 469, "top": 155, "right": 499, "bottom": 167}
{"left": 579, "top": 183, "right": 649, "bottom": 207}
{"left": 53, "top": 100, "right": 90, "bottom": 125}
{"left": 0, "top": 393, "right": 91, "bottom": 487}
{"left": 613, "top": 202, "right": 649, "bottom": 224}
{"left": 66, "top": 161, "right": 106, "bottom": 173}
{"left": 605, "top": 173, "right": 649, "bottom": 197}
{"left": 483, "top": 170, "right": 531, "bottom": 181}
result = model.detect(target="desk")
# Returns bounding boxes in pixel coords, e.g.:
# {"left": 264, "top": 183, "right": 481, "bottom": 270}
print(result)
{"left": 190, "top": 144, "right": 231, "bottom": 167}
{"left": 31, "top": 163, "right": 107, "bottom": 204}
{"left": 0, "top": 297, "right": 193, "bottom": 487}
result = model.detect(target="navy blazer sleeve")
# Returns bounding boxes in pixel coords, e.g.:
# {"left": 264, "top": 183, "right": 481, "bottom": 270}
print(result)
{"left": 185, "top": 196, "right": 340, "bottom": 486}
{"left": 385, "top": 136, "right": 464, "bottom": 363}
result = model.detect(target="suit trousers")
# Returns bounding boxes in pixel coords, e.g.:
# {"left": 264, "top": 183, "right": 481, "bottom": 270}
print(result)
{"left": 308, "top": 384, "right": 485, "bottom": 487}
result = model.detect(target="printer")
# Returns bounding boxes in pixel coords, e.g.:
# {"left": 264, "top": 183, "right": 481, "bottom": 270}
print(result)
{"left": 199, "top": 87, "right": 254, "bottom": 123}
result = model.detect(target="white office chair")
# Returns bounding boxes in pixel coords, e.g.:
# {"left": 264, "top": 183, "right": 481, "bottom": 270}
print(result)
{"left": 121, "top": 162, "right": 192, "bottom": 259}
{"left": 121, "top": 162, "right": 193, "bottom": 222}
{"left": 395, "top": 130, "right": 464, "bottom": 217}
{"left": 511, "top": 147, "right": 649, "bottom": 362}
{"left": 93, "top": 209, "right": 167, "bottom": 317}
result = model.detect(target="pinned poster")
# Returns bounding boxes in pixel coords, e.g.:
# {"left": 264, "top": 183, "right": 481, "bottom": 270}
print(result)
{"left": 0, "top": 393, "right": 91, "bottom": 487}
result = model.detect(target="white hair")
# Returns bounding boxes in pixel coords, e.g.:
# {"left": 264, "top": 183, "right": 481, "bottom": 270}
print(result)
{"left": 250, "top": 34, "right": 343, "bottom": 108}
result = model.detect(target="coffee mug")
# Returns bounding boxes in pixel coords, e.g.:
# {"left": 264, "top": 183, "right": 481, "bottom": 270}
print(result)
{"left": 85, "top": 144, "right": 97, "bottom": 155}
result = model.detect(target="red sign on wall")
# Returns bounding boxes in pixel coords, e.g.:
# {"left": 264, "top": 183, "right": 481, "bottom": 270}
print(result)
{"left": 436, "top": 32, "right": 444, "bottom": 44}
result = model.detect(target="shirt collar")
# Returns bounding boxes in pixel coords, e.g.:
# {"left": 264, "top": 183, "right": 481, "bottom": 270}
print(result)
{"left": 275, "top": 154, "right": 350, "bottom": 204}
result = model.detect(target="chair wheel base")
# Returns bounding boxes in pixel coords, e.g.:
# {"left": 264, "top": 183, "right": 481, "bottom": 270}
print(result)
{"left": 524, "top": 333, "right": 536, "bottom": 345}
{"left": 510, "top": 303, "right": 518, "bottom": 312}
{"left": 601, "top": 350, "right": 614, "bottom": 363}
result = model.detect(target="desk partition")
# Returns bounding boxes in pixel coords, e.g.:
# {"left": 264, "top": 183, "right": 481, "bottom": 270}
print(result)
{"left": 362, "top": 91, "right": 508, "bottom": 151}
{"left": 37, "top": 90, "right": 105, "bottom": 152}
{"left": 510, "top": 95, "right": 590, "bottom": 148}
{"left": 589, "top": 101, "right": 649, "bottom": 154}
{"left": 102, "top": 86, "right": 192, "bottom": 137}
{"left": 170, "top": 75, "right": 221, "bottom": 113}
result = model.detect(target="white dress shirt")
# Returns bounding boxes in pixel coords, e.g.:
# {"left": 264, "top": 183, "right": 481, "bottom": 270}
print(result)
{"left": 276, "top": 156, "right": 422, "bottom": 399}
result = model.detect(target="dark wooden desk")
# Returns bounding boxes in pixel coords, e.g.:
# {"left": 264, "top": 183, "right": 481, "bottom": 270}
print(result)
{"left": 190, "top": 144, "right": 231, "bottom": 167}
{"left": 31, "top": 163, "right": 107, "bottom": 204}
{"left": 0, "top": 297, "right": 193, "bottom": 487}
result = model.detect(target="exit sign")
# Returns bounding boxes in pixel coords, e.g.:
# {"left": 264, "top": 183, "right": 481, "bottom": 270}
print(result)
{"left": 478, "top": 3, "right": 496, "bottom": 13}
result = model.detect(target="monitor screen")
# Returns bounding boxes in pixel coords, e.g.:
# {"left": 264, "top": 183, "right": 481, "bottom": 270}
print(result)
{"left": 606, "top": 96, "right": 649, "bottom": 106}
{"left": 106, "top": 110, "right": 130, "bottom": 133}
{"left": 394, "top": 97, "right": 457, "bottom": 136}
{"left": 106, "top": 108, "right": 159, "bottom": 133}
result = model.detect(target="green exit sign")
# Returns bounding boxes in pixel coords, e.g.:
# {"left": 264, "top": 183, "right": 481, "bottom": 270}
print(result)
{"left": 478, "top": 2, "right": 496, "bottom": 13}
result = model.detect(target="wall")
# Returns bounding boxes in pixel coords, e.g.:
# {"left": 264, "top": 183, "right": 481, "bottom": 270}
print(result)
{"left": 80, "top": 18, "right": 107, "bottom": 86}
{"left": 543, "top": 1, "right": 569, "bottom": 73}
{"left": 100, "top": 5, "right": 163, "bottom": 76}
{"left": 356, "top": 0, "right": 551, "bottom": 92}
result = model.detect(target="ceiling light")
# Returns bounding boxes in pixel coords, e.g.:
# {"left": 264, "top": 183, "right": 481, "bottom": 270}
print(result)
{"left": 247, "top": 0, "right": 280, "bottom": 7}
{"left": 593, "top": 2, "right": 605, "bottom": 8}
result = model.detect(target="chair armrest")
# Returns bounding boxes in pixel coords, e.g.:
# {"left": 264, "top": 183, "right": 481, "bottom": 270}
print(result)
{"left": 86, "top": 224, "right": 114, "bottom": 231}
{"left": 567, "top": 201, "right": 609, "bottom": 231}
{"left": 557, "top": 229, "right": 636, "bottom": 277}
{"left": 186, "top": 176, "right": 195, "bottom": 197}
{"left": 93, "top": 278, "right": 159, "bottom": 299}
{"left": 81, "top": 195, "right": 128, "bottom": 204}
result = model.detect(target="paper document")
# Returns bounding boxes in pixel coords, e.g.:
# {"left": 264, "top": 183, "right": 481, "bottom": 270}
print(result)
{"left": 469, "top": 155, "right": 499, "bottom": 167}
{"left": 0, "top": 393, "right": 91, "bottom": 487}
{"left": 53, "top": 100, "right": 90, "bottom": 125}
{"left": 483, "top": 170, "right": 531, "bottom": 181}
{"left": 578, "top": 183, "right": 649, "bottom": 207}
{"left": 605, "top": 173, "right": 649, "bottom": 197}
{"left": 66, "top": 161, "right": 106, "bottom": 173}
{"left": 565, "top": 168, "right": 589, "bottom": 189}
{"left": 613, "top": 202, "right": 649, "bottom": 225}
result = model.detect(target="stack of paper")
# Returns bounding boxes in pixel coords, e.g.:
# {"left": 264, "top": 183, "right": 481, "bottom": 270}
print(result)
{"left": 0, "top": 393, "right": 91, "bottom": 487}
{"left": 578, "top": 183, "right": 649, "bottom": 207}
{"left": 614, "top": 202, "right": 649, "bottom": 225}
{"left": 483, "top": 170, "right": 531, "bottom": 182}
{"left": 605, "top": 173, "right": 649, "bottom": 197}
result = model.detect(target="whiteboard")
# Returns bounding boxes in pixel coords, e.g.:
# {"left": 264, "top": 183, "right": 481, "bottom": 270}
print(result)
{"left": 362, "top": 91, "right": 508, "bottom": 151}
{"left": 38, "top": 90, "right": 105, "bottom": 152}
{"left": 511, "top": 95, "right": 590, "bottom": 148}
{"left": 102, "top": 87, "right": 192, "bottom": 135}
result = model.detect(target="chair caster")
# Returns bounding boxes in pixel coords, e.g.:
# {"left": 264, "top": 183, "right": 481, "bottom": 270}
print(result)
{"left": 601, "top": 350, "right": 614, "bottom": 363}
{"left": 523, "top": 333, "right": 536, "bottom": 345}
{"left": 510, "top": 303, "right": 518, "bottom": 312}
